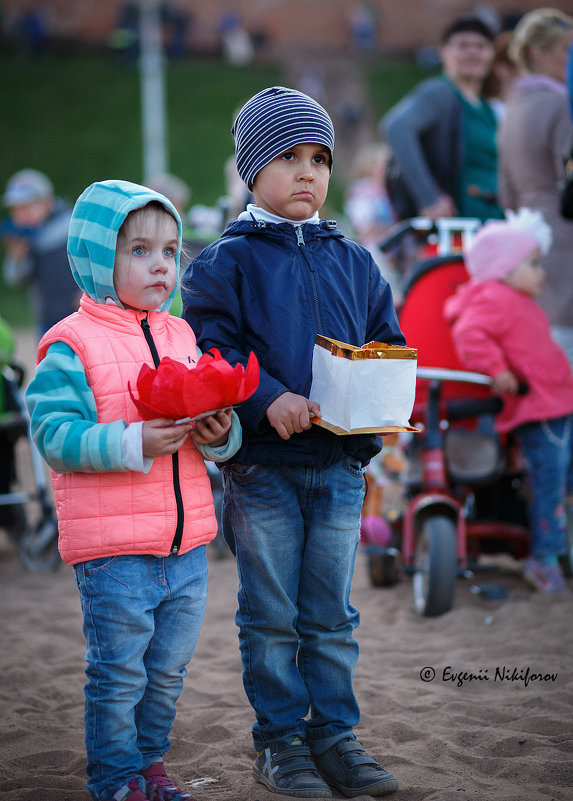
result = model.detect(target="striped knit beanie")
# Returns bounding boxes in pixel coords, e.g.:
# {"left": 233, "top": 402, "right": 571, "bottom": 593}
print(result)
{"left": 232, "top": 86, "right": 335, "bottom": 189}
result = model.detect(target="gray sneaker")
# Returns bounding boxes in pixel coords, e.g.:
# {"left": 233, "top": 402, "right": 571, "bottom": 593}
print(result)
{"left": 313, "top": 736, "right": 398, "bottom": 797}
{"left": 253, "top": 737, "right": 333, "bottom": 798}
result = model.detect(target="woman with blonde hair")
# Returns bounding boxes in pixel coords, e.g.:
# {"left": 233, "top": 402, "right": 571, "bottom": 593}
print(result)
{"left": 498, "top": 8, "right": 573, "bottom": 366}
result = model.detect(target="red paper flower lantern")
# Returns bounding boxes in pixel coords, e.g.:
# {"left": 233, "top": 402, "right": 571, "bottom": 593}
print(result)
{"left": 129, "top": 349, "right": 259, "bottom": 421}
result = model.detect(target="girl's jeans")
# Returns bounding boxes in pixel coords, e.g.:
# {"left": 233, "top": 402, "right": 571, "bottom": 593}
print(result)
{"left": 515, "top": 414, "right": 573, "bottom": 557}
{"left": 222, "top": 457, "right": 365, "bottom": 752}
{"left": 74, "top": 547, "right": 208, "bottom": 800}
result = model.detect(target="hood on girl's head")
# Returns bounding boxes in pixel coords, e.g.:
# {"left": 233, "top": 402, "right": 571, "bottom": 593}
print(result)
{"left": 67, "top": 179, "right": 182, "bottom": 310}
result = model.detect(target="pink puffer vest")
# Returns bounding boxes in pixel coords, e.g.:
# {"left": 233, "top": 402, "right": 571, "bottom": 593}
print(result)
{"left": 38, "top": 296, "right": 217, "bottom": 564}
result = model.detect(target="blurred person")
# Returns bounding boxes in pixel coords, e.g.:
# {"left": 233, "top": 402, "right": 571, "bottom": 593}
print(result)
{"left": 382, "top": 16, "right": 503, "bottom": 221}
{"left": 2, "top": 169, "right": 79, "bottom": 338}
{"left": 146, "top": 172, "right": 191, "bottom": 218}
{"left": 482, "top": 29, "right": 520, "bottom": 121}
{"left": 498, "top": 8, "right": 573, "bottom": 366}
{"left": 343, "top": 142, "right": 402, "bottom": 301}
{"left": 445, "top": 209, "right": 573, "bottom": 595}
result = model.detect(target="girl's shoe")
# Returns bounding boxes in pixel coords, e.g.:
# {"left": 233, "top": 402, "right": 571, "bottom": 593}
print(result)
{"left": 522, "top": 557, "right": 568, "bottom": 595}
{"left": 106, "top": 777, "right": 149, "bottom": 801}
{"left": 142, "top": 763, "right": 196, "bottom": 801}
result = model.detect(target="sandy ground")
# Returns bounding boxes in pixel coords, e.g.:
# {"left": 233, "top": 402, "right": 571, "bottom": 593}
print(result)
{"left": 0, "top": 328, "right": 571, "bottom": 801}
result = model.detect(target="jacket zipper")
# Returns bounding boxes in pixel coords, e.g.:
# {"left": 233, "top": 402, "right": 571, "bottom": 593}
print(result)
{"left": 141, "top": 314, "right": 184, "bottom": 554}
{"left": 295, "top": 226, "right": 322, "bottom": 330}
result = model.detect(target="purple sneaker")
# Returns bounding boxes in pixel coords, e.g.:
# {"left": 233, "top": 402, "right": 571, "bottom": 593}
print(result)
{"left": 142, "top": 763, "right": 195, "bottom": 801}
{"left": 522, "top": 558, "right": 568, "bottom": 595}
{"left": 543, "top": 565, "right": 568, "bottom": 596}
{"left": 106, "top": 777, "right": 149, "bottom": 801}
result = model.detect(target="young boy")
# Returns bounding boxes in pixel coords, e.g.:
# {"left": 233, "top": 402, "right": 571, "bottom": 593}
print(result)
{"left": 25, "top": 179, "right": 241, "bottom": 801}
{"left": 182, "top": 86, "right": 403, "bottom": 798}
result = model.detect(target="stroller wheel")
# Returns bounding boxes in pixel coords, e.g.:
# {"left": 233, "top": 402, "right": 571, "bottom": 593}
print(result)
{"left": 413, "top": 515, "right": 457, "bottom": 616}
{"left": 18, "top": 516, "right": 60, "bottom": 573}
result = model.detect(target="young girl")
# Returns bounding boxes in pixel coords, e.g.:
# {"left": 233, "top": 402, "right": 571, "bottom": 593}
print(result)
{"left": 445, "top": 208, "right": 573, "bottom": 595}
{"left": 25, "top": 180, "right": 241, "bottom": 801}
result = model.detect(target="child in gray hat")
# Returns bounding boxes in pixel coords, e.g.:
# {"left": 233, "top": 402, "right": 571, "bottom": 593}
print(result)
{"left": 2, "top": 169, "right": 80, "bottom": 337}
{"left": 182, "top": 86, "right": 403, "bottom": 798}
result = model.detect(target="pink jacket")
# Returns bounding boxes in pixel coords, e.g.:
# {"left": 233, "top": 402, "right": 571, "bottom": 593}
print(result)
{"left": 38, "top": 297, "right": 217, "bottom": 564}
{"left": 444, "top": 280, "right": 573, "bottom": 432}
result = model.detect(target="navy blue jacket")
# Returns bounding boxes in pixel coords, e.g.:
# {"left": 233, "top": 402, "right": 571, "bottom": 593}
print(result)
{"left": 181, "top": 217, "right": 406, "bottom": 466}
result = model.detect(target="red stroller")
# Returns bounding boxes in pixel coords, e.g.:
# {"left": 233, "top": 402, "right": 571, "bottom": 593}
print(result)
{"left": 364, "top": 220, "right": 531, "bottom": 615}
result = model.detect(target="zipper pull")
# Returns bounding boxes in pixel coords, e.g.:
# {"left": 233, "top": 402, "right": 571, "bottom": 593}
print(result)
{"left": 295, "top": 226, "right": 305, "bottom": 246}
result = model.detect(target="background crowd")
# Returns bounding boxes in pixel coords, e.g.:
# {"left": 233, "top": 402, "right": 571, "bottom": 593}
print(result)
{"left": 1, "top": 6, "right": 573, "bottom": 585}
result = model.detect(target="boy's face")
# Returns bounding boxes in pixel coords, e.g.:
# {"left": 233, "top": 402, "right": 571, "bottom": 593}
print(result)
{"left": 251, "top": 142, "right": 331, "bottom": 221}
{"left": 114, "top": 206, "right": 179, "bottom": 311}
{"left": 502, "top": 247, "right": 545, "bottom": 298}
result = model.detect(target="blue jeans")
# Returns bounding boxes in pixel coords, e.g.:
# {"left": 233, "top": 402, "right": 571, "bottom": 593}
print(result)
{"left": 515, "top": 415, "right": 572, "bottom": 557}
{"left": 74, "top": 548, "right": 208, "bottom": 800}
{"left": 222, "top": 458, "right": 365, "bottom": 752}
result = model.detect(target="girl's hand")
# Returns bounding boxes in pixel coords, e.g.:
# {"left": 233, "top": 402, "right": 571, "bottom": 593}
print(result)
{"left": 493, "top": 370, "right": 519, "bottom": 395}
{"left": 142, "top": 418, "right": 194, "bottom": 458}
{"left": 190, "top": 408, "right": 233, "bottom": 447}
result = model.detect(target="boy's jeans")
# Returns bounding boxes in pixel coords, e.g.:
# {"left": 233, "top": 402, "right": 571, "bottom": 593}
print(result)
{"left": 222, "top": 457, "right": 365, "bottom": 752}
{"left": 515, "top": 414, "right": 572, "bottom": 557}
{"left": 74, "top": 548, "right": 208, "bottom": 800}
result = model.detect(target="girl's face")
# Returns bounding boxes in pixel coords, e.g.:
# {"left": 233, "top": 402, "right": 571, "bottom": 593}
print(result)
{"left": 252, "top": 142, "right": 331, "bottom": 221}
{"left": 502, "top": 247, "right": 545, "bottom": 298}
{"left": 114, "top": 206, "right": 179, "bottom": 311}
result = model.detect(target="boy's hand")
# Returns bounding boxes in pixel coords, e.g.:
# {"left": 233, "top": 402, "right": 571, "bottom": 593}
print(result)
{"left": 190, "top": 408, "right": 233, "bottom": 447}
{"left": 493, "top": 370, "right": 519, "bottom": 395}
{"left": 266, "top": 392, "right": 321, "bottom": 440}
{"left": 142, "top": 418, "right": 195, "bottom": 458}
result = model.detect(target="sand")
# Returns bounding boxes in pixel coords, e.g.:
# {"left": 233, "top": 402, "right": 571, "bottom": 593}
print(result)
{"left": 0, "top": 330, "right": 571, "bottom": 800}
{"left": 1, "top": 536, "right": 571, "bottom": 801}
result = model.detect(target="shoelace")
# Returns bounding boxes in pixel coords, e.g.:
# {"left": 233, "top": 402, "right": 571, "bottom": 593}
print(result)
{"left": 146, "top": 772, "right": 194, "bottom": 801}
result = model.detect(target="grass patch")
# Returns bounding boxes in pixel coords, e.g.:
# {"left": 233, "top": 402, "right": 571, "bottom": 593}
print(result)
{"left": 0, "top": 51, "right": 427, "bottom": 328}
{"left": 0, "top": 52, "right": 282, "bottom": 326}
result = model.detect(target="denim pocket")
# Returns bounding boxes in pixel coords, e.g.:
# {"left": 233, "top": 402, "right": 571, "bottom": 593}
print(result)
{"left": 343, "top": 456, "right": 365, "bottom": 478}
{"left": 229, "top": 462, "right": 259, "bottom": 480}
{"left": 81, "top": 555, "right": 121, "bottom": 576}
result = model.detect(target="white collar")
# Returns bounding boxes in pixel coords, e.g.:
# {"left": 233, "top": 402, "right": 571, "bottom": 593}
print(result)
{"left": 238, "top": 203, "right": 320, "bottom": 226}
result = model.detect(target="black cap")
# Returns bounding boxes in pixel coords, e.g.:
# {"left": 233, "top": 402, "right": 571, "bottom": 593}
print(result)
{"left": 441, "top": 16, "right": 495, "bottom": 44}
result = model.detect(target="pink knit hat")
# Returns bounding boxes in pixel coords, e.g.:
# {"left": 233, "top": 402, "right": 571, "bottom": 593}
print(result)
{"left": 465, "top": 209, "right": 552, "bottom": 282}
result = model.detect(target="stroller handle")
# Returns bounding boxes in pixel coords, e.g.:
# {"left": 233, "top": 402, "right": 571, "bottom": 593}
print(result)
{"left": 416, "top": 366, "right": 492, "bottom": 386}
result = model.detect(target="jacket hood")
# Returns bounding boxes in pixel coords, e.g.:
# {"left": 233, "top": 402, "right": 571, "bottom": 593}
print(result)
{"left": 67, "top": 179, "right": 182, "bottom": 310}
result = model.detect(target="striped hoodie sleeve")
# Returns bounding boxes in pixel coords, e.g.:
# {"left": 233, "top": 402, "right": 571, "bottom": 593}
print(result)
{"left": 25, "top": 341, "right": 126, "bottom": 473}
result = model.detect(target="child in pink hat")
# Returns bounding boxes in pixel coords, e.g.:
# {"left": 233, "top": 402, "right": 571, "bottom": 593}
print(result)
{"left": 445, "top": 209, "right": 573, "bottom": 594}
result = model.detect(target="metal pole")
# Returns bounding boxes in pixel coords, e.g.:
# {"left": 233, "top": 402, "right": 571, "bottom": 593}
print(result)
{"left": 138, "top": 0, "right": 168, "bottom": 181}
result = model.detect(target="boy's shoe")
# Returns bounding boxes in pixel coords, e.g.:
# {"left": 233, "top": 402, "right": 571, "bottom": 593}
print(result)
{"left": 312, "top": 736, "right": 398, "bottom": 798}
{"left": 253, "top": 737, "right": 333, "bottom": 798}
{"left": 106, "top": 777, "right": 149, "bottom": 801}
{"left": 142, "top": 763, "right": 196, "bottom": 801}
